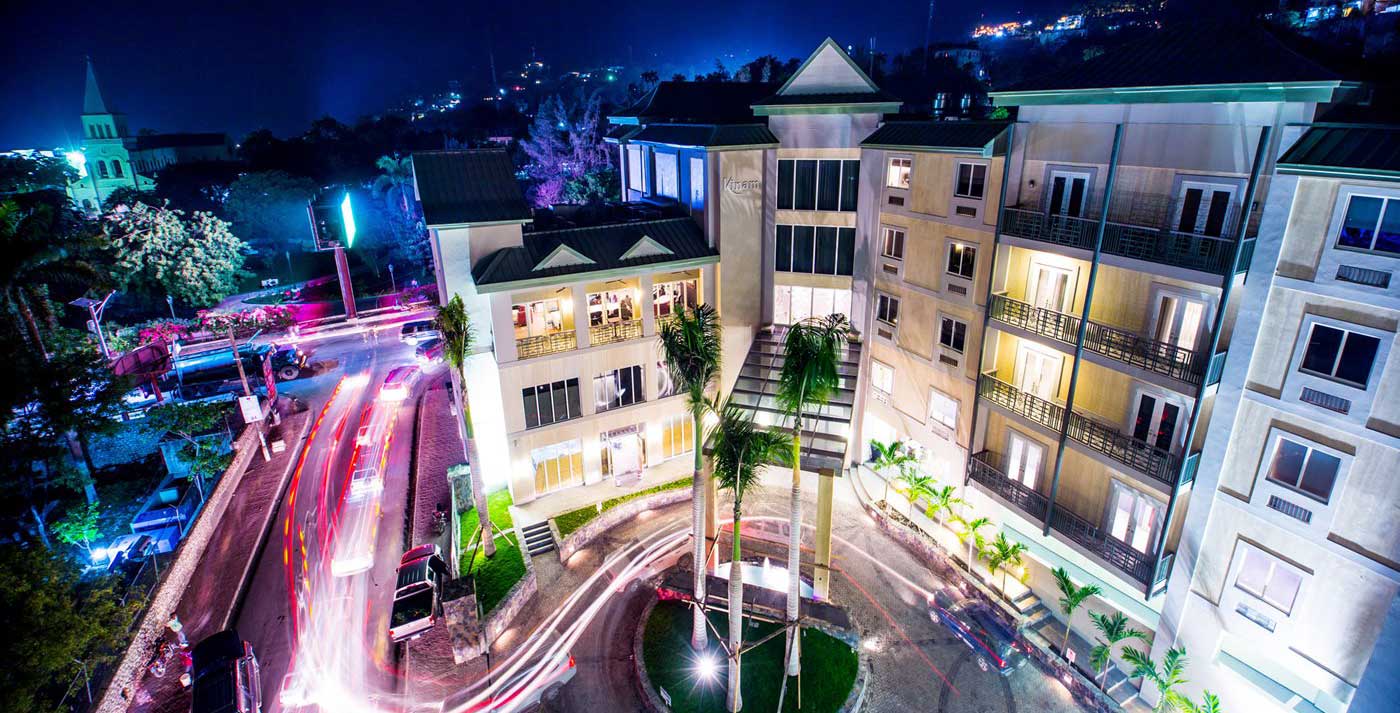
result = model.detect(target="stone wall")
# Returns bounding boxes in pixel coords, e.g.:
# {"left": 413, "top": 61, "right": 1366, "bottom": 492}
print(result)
{"left": 481, "top": 565, "right": 537, "bottom": 645}
{"left": 556, "top": 487, "right": 693, "bottom": 561}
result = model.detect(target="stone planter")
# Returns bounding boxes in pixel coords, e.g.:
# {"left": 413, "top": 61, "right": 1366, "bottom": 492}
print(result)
{"left": 555, "top": 486, "right": 692, "bottom": 562}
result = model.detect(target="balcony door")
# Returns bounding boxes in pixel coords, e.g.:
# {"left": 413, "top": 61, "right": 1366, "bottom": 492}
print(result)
{"left": 1016, "top": 344, "right": 1062, "bottom": 401}
{"left": 1175, "top": 181, "right": 1236, "bottom": 237}
{"left": 1047, "top": 170, "right": 1091, "bottom": 218}
{"left": 1150, "top": 291, "right": 1208, "bottom": 353}
{"left": 1027, "top": 262, "right": 1074, "bottom": 312}
{"left": 1129, "top": 389, "right": 1185, "bottom": 453}
{"left": 1006, "top": 431, "right": 1045, "bottom": 489}
{"left": 1106, "top": 480, "right": 1163, "bottom": 555}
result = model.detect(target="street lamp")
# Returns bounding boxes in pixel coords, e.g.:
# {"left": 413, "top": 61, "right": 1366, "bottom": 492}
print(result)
{"left": 69, "top": 291, "right": 116, "bottom": 359}
{"left": 388, "top": 263, "right": 397, "bottom": 295}
{"left": 166, "top": 294, "right": 176, "bottom": 319}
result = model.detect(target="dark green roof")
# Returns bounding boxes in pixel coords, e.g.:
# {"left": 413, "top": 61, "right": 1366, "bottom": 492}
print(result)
{"left": 625, "top": 123, "right": 778, "bottom": 148}
{"left": 752, "top": 89, "right": 901, "bottom": 108}
{"left": 412, "top": 150, "right": 531, "bottom": 227}
{"left": 610, "top": 81, "right": 778, "bottom": 124}
{"left": 472, "top": 218, "right": 717, "bottom": 289}
{"left": 861, "top": 121, "right": 1009, "bottom": 152}
{"left": 604, "top": 125, "right": 642, "bottom": 142}
{"left": 1278, "top": 124, "right": 1400, "bottom": 179}
{"left": 996, "top": 23, "right": 1343, "bottom": 100}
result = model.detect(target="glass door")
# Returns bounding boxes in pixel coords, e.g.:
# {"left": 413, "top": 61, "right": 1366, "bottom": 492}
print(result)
{"left": 1047, "top": 170, "right": 1091, "bottom": 218}
{"left": 1106, "top": 480, "right": 1163, "bottom": 554}
{"left": 1130, "top": 391, "right": 1183, "bottom": 452}
{"left": 1016, "top": 345, "right": 1062, "bottom": 401}
{"left": 1027, "top": 263, "right": 1073, "bottom": 312}
{"left": 1152, "top": 293, "right": 1207, "bottom": 352}
{"left": 1006, "top": 431, "right": 1045, "bottom": 489}
{"left": 1176, "top": 181, "right": 1236, "bottom": 237}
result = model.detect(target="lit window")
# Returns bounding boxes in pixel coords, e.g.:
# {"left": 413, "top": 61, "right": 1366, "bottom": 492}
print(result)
{"left": 594, "top": 365, "right": 645, "bottom": 412}
{"left": 871, "top": 361, "right": 894, "bottom": 394}
{"left": 955, "top": 163, "right": 987, "bottom": 199}
{"left": 1234, "top": 546, "right": 1303, "bottom": 614}
{"left": 531, "top": 440, "right": 584, "bottom": 494}
{"left": 626, "top": 146, "right": 644, "bottom": 194}
{"left": 929, "top": 389, "right": 958, "bottom": 430}
{"left": 1265, "top": 435, "right": 1340, "bottom": 503}
{"left": 1299, "top": 323, "right": 1380, "bottom": 388}
{"left": 876, "top": 294, "right": 900, "bottom": 327}
{"left": 1336, "top": 195, "right": 1400, "bottom": 256}
{"left": 887, "top": 157, "right": 912, "bottom": 189}
{"left": 881, "top": 227, "right": 905, "bottom": 260}
{"left": 946, "top": 243, "right": 976, "bottom": 279}
{"left": 775, "top": 224, "right": 854, "bottom": 276}
{"left": 656, "top": 361, "right": 678, "bottom": 398}
{"left": 939, "top": 317, "right": 967, "bottom": 353}
{"left": 661, "top": 413, "right": 695, "bottom": 460}
{"left": 655, "top": 152, "right": 679, "bottom": 199}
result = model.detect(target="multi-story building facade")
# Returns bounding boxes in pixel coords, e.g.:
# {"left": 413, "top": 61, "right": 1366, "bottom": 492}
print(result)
{"left": 1151, "top": 121, "right": 1400, "bottom": 712}
{"left": 960, "top": 22, "right": 1363, "bottom": 679}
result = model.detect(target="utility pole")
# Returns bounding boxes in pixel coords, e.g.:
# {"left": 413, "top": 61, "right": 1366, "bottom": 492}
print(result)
{"left": 228, "top": 328, "right": 271, "bottom": 461}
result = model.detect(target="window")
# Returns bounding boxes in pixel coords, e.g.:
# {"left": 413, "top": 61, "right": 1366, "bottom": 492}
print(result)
{"left": 946, "top": 242, "right": 976, "bottom": 279}
{"left": 661, "top": 413, "right": 695, "bottom": 460}
{"left": 881, "top": 227, "right": 905, "bottom": 260}
{"left": 532, "top": 440, "right": 584, "bottom": 494}
{"left": 522, "top": 378, "right": 582, "bottom": 429}
{"left": 1336, "top": 195, "right": 1400, "bottom": 256}
{"left": 939, "top": 317, "right": 967, "bottom": 353}
{"left": 626, "top": 147, "right": 643, "bottom": 193}
{"left": 929, "top": 389, "right": 958, "bottom": 431}
{"left": 512, "top": 299, "right": 565, "bottom": 339}
{"left": 594, "top": 365, "right": 645, "bottom": 412}
{"left": 689, "top": 156, "right": 705, "bottom": 209}
{"left": 933, "top": 93, "right": 947, "bottom": 113}
{"left": 1234, "top": 546, "right": 1303, "bottom": 614}
{"left": 1106, "top": 481, "right": 1162, "bottom": 554}
{"left": 960, "top": 94, "right": 972, "bottom": 112}
{"left": 97, "top": 160, "right": 109, "bottom": 179}
{"left": 111, "top": 160, "right": 123, "bottom": 178}
{"left": 871, "top": 361, "right": 894, "bottom": 395}
{"left": 775, "top": 224, "right": 854, "bottom": 276}
{"left": 587, "top": 288, "right": 637, "bottom": 327}
{"left": 1265, "top": 435, "right": 1341, "bottom": 503}
{"left": 876, "top": 294, "right": 900, "bottom": 327}
{"left": 654, "top": 152, "right": 679, "bottom": 199}
{"left": 778, "top": 159, "right": 859, "bottom": 212}
{"left": 656, "top": 361, "right": 678, "bottom": 398}
{"left": 1299, "top": 323, "right": 1381, "bottom": 388}
{"left": 652, "top": 280, "right": 697, "bottom": 319}
{"left": 955, "top": 163, "right": 987, "bottom": 199}
{"left": 887, "top": 157, "right": 912, "bottom": 189}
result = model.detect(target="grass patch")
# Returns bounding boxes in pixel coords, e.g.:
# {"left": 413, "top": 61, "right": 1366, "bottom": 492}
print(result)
{"left": 459, "top": 488, "right": 524, "bottom": 615}
{"left": 552, "top": 477, "right": 692, "bottom": 539}
{"left": 642, "top": 600, "right": 858, "bottom": 713}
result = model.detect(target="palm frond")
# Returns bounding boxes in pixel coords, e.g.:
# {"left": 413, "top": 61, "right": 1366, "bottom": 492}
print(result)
{"left": 710, "top": 400, "right": 790, "bottom": 501}
{"left": 433, "top": 294, "right": 473, "bottom": 371}
{"left": 776, "top": 314, "right": 849, "bottom": 418}
{"left": 1120, "top": 646, "right": 1158, "bottom": 682}
{"left": 657, "top": 304, "right": 721, "bottom": 413}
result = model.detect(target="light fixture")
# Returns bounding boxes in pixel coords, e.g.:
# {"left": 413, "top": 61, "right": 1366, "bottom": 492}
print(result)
{"left": 695, "top": 653, "right": 718, "bottom": 681}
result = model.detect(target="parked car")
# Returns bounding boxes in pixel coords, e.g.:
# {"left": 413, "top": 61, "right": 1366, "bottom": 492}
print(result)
{"left": 437, "top": 648, "right": 577, "bottom": 712}
{"left": 929, "top": 589, "right": 1029, "bottom": 675}
{"left": 191, "top": 629, "right": 262, "bottom": 713}
{"left": 415, "top": 338, "right": 445, "bottom": 366}
{"left": 103, "top": 533, "right": 154, "bottom": 576}
{"left": 389, "top": 544, "right": 447, "bottom": 643}
{"left": 379, "top": 365, "right": 419, "bottom": 402}
{"left": 400, "top": 320, "right": 440, "bottom": 345}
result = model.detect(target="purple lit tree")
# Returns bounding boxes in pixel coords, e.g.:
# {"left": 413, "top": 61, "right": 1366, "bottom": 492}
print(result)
{"left": 521, "top": 93, "right": 617, "bottom": 208}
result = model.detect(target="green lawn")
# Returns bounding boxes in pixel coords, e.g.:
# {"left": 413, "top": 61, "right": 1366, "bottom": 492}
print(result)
{"left": 552, "top": 477, "right": 691, "bottom": 538}
{"left": 459, "top": 488, "right": 524, "bottom": 615}
{"left": 642, "top": 600, "right": 858, "bottom": 713}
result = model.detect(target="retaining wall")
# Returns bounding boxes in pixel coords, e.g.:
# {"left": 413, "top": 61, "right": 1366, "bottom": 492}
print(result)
{"left": 555, "top": 487, "right": 693, "bottom": 561}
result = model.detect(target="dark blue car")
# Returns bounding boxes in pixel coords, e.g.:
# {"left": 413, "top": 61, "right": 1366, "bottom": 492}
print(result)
{"left": 929, "top": 589, "right": 1029, "bottom": 675}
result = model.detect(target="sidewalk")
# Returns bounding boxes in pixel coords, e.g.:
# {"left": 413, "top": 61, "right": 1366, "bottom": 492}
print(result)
{"left": 125, "top": 408, "right": 312, "bottom": 713}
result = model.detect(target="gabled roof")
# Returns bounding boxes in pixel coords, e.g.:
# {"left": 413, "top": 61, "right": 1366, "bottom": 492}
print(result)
{"left": 992, "top": 23, "right": 1353, "bottom": 106}
{"left": 133, "top": 133, "right": 228, "bottom": 150}
{"left": 1278, "top": 124, "right": 1400, "bottom": 180}
{"left": 621, "top": 123, "right": 779, "bottom": 149}
{"left": 610, "top": 81, "right": 778, "bottom": 125}
{"left": 83, "top": 58, "right": 111, "bottom": 115}
{"left": 753, "top": 38, "right": 901, "bottom": 115}
{"left": 412, "top": 150, "right": 531, "bottom": 227}
{"left": 861, "top": 121, "right": 1010, "bottom": 154}
{"left": 471, "top": 218, "right": 717, "bottom": 291}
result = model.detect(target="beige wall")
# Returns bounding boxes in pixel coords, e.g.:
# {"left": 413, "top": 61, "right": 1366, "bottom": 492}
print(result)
{"left": 717, "top": 150, "right": 765, "bottom": 328}
{"left": 1277, "top": 177, "right": 1339, "bottom": 281}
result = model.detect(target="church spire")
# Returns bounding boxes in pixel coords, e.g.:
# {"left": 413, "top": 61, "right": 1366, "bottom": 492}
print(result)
{"left": 83, "top": 57, "right": 109, "bottom": 115}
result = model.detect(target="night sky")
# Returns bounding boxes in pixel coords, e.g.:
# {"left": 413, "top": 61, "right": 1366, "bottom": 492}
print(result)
{"left": 1, "top": 0, "right": 1065, "bottom": 149}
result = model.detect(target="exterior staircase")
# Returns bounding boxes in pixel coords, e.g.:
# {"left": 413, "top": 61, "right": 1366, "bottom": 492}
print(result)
{"left": 730, "top": 325, "right": 862, "bottom": 471}
{"left": 520, "top": 521, "right": 556, "bottom": 556}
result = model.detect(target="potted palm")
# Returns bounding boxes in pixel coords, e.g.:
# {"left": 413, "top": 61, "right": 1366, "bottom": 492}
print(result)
{"left": 1052, "top": 567, "right": 1102, "bottom": 659}
{"left": 986, "top": 533, "right": 1027, "bottom": 598}
{"left": 954, "top": 515, "right": 991, "bottom": 574}
{"left": 923, "top": 485, "right": 962, "bottom": 529}
{"left": 1121, "top": 646, "right": 1191, "bottom": 713}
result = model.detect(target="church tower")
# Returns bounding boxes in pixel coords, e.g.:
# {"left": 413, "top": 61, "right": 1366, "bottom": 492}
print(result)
{"left": 68, "top": 58, "right": 147, "bottom": 212}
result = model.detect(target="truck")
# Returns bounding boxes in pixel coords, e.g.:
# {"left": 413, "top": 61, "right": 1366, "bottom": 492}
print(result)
{"left": 122, "top": 342, "right": 308, "bottom": 411}
{"left": 389, "top": 544, "right": 447, "bottom": 642}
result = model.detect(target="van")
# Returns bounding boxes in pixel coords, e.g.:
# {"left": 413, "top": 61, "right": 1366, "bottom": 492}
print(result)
{"left": 399, "top": 320, "right": 440, "bottom": 345}
{"left": 191, "top": 630, "right": 261, "bottom": 713}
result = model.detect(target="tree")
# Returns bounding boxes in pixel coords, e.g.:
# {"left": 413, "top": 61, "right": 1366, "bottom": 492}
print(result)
{"left": 53, "top": 502, "right": 102, "bottom": 560}
{"left": 225, "top": 170, "right": 318, "bottom": 271}
{"left": 985, "top": 533, "right": 1027, "bottom": 597}
{"left": 435, "top": 295, "right": 494, "bottom": 558}
{"left": 104, "top": 202, "right": 248, "bottom": 307}
{"left": 1180, "top": 692, "right": 1223, "bottom": 713}
{"left": 521, "top": 96, "right": 571, "bottom": 207}
{"left": 1122, "top": 646, "right": 1192, "bottom": 713}
{"left": 894, "top": 470, "right": 936, "bottom": 519}
{"left": 710, "top": 400, "right": 789, "bottom": 712}
{"left": 923, "top": 485, "right": 961, "bottom": 528}
{"left": 372, "top": 156, "right": 416, "bottom": 220}
{"left": 1052, "top": 567, "right": 1102, "bottom": 657}
{"left": 954, "top": 515, "right": 990, "bottom": 572}
{"left": 870, "top": 439, "right": 915, "bottom": 505}
{"left": 1088, "top": 611, "right": 1148, "bottom": 690}
{"left": 657, "top": 304, "right": 722, "bottom": 651}
{"left": 775, "top": 314, "right": 848, "bottom": 675}
{"left": 0, "top": 154, "right": 75, "bottom": 193}
{"left": 0, "top": 200, "right": 104, "bottom": 358}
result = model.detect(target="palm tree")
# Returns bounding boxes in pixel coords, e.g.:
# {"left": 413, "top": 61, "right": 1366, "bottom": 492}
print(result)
{"left": 923, "top": 484, "right": 961, "bottom": 528}
{"left": 1088, "top": 611, "right": 1147, "bottom": 690}
{"left": 775, "top": 314, "right": 849, "bottom": 675}
{"left": 1122, "top": 645, "right": 1191, "bottom": 713}
{"left": 435, "top": 295, "right": 493, "bottom": 557}
{"left": 658, "top": 304, "right": 723, "bottom": 651}
{"left": 986, "top": 533, "right": 1027, "bottom": 597}
{"left": 870, "top": 439, "right": 914, "bottom": 505}
{"left": 1052, "top": 567, "right": 1102, "bottom": 658}
{"left": 1180, "top": 692, "right": 1223, "bottom": 713}
{"left": 0, "top": 200, "right": 102, "bottom": 359}
{"left": 710, "top": 400, "right": 789, "bottom": 712}
{"left": 894, "top": 470, "right": 937, "bottom": 519}
{"left": 954, "top": 515, "right": 991, "bottom": 573}
{"left": 373, "top": 155, "right": 416, "bottom": 219}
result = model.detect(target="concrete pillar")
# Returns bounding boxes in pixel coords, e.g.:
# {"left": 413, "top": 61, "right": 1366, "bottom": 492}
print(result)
{"left": 704, "top": 456, "right": 719, "bottom": 569}
{"left": 640, "top": 274, "right": 656, "bottom": 337}
{"left": 813, "top": 467, "right": 836, "bottom": 600}
{"left": 702, "top": 264, "right": 717, "bottom": 309}
{"left": 571, "top": 283, "right": 591, "bottom": 349}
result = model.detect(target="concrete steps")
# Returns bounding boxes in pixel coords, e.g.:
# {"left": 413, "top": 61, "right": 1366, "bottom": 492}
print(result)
{"left": 520, "top": 521, "right": 556, "bottom": 556}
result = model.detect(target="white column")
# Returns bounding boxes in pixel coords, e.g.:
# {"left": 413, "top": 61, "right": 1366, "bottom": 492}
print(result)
{"left": 702, "top": 264, "right": 717, "bottom": 308}
{"left": 572, "top": 283, "right": 591, "bottom": 350}
{"left": 640, "top": 274, "right": 656, "bottom": 337}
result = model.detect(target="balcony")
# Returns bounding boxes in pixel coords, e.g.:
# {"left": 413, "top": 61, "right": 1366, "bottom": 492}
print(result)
{"left": 977, "top": 373, "right": 1183, "bottom": 488}
{"left": 516, "top": 331, "right": 577, "bottom": 360}
{"left": 968, "top": 451, "right": 1048, "bottom": 520}
{"left": 989, "top": 294, "right": 1209, "bottom": 386}
{"left": 590, "top": 320, "right": 643, "bottom": 346}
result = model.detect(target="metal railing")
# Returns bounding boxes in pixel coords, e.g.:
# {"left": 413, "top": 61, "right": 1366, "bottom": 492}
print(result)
{"left": 989, "top": 294, "right": 1205, "bottom": 385}
{"left": 1049, "top": 507, "right": 1159, "bottom": 586}
{"left": 589, "top": 320, "right": 643, "bottom": 346}
{"left": 977, "top": 373, "right": 1066, "bottom": 433}
{"left": 516, "top": 331, "right": 577, "bottom": 360}
{"left": 968, "top": 451, "right": 1049, "bottom": 520}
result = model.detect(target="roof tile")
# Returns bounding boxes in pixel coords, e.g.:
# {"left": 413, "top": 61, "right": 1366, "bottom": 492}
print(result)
{"left": 412, "top": 150, "right": 531, "bottom": 227}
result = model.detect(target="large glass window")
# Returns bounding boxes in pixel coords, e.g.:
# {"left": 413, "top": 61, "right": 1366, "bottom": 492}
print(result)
{"left": 776, "top": 225, "right": 854, "bottom": 276}
{"left": 779, "top": 159, "right": 858, "bottom": 212}
{"left": 840, "top": 160, "right": 860, "bottom": 211}
{"left": 939, "top": 317, "right": 967, "bottom": 353}
{"left": 793, "top": 160, "right": 817, "bottom": 210}
{"left": 817, "top": 161, "right": 841, "bottom": 211}
{"left": 655, "top": 152, "right": 679, "bottom": 199}
{"left": 656, "top": 361, "right": 678, "bottom": 398}
{"left": 1300, "top": 323, "right": 1381, "bottom": 388}
{"left": 955, "top": 163, "right": 986, "bottom": 199}
{"left": 522, "top": 378, "right": 581, "bottom": 429}
{"left": 876, "top": 294, "right": 900, "bottom": 327}
{"left": 661, "top": 413, "right": 695, "bottom": 460}
{"left": 594, "top": 365, "right": 645, "bottom": 413}
{"left": 532, "top": 440, "right": 584, "bottom": 494}
{"left": 871, "top": 361, "right": 894, "bottom": 397}
{"left": 1235, "top": 546, "right": 1303, "bottom": 614}
{"left": 815, "top": 227, "right": 838, "bottom": 275}
{"left": 626, "top": 146, "right": 644, "bottom": 194}
{"left": 513, "top": 299, "right": 566, "bottom": 339}
{"left": 1265, "top": 435, "right": 1340, "bottom": 503}
{"left": 652, "top": 279, "right": 697, "bottom": 319}
{"left": 587, "top": 288, "right": 638, "bottom": 327}
{"left": 887, "top": 157, "right": 911, "bottom": 189}
{"left": 778, "top": 160, "right": 794, "bottom": 210}
{"left": 689, "top": 156, "right": 705, "bottom": 209}
{"left": 947, "top": 243, "right": 977, "bottom": 279}
{"left": 775, "top": 225, "right": 793, "bottom": 271}
{"left": 1337, "top": 195, "right": 1400, "bottom": 255}
{"left": 929, "top": 389, "right": 958, "bottom": 431}
{"left": 792, "top": 226, "right": 815, "bottom": 272}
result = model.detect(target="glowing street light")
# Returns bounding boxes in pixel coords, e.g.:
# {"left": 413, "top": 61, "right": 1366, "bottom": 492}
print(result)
{"left": 695, "top": 653, "right": 719, "bottom": 681}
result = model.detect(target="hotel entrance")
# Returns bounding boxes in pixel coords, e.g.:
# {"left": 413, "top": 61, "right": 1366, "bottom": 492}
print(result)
{"left": 773, "top": 285, "right": 853, "bottom": 325}
{"left": 601, "top": 425, "right": 647, "bottom": 487}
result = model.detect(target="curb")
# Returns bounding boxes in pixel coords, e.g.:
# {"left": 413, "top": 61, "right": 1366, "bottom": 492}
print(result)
{"left": 631, "top": 592, "right": 669, "bottom": 713}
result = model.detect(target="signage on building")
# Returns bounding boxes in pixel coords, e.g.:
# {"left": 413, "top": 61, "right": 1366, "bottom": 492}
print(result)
{"left": 723, "top": 177, "right": 760, "bottom": 195}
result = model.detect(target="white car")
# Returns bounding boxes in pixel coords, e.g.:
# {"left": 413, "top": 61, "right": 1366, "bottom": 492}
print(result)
{"left": 348, "top": 466, "right": 382, "bottom": 499}
{"left": 378, "top": 365, "right": 419, "bottom": 402}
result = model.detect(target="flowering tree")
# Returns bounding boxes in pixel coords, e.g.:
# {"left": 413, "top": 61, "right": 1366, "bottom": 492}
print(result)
{"left": 136, "top": 319, "right": 193, "bottom": 346}
{"left": 196, "top": 305, "right": 297, "bottom": 335}
{"left": 521, "top": 93, "right": 616, "bottom": 208}
{"left": 104, "top": 202, "right": 248, "bottom": 307}
{"left": 522, "top": 96, "right": 571, "bottom": 207}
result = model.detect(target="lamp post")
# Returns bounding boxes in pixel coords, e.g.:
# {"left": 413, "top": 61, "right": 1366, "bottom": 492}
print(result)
{"left": 166, "top": 294, "right": 176, "bottom": 319}
{"left": 68, "top": 291, "right": 115, "bottom": 359}
{"left": 388, "top": 263, "right": 397, "bottom": 296}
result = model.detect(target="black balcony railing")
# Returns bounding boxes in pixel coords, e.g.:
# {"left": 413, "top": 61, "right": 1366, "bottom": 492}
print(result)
{"left": 590, "top": 320, "right": 643, "bottom": 346}
{"left": 977, "top": 373, "right": 1066, "bottom": 433}
{"left": 1049, "top": 507, "right": 1160, "bottom": 586}
{"left": 989, "top": 294, "right": 1206, "bottom": 385}
{"left": 968, "top": 451, "right": 1049, "bottom": 520}
{"left": 516, "top": 331, "right": 577, "bottom": 359}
